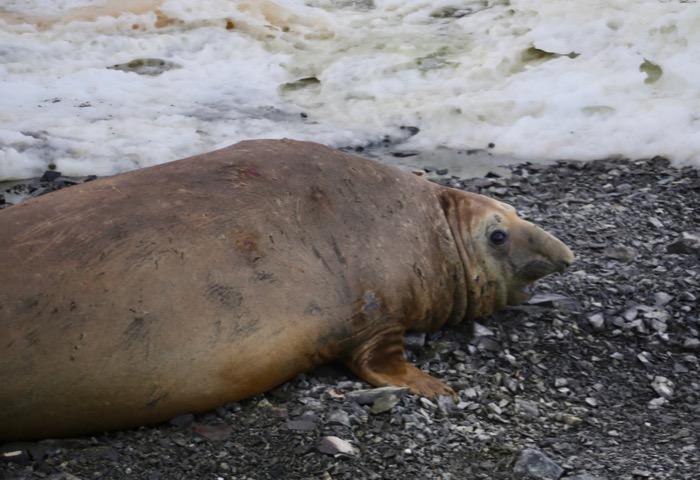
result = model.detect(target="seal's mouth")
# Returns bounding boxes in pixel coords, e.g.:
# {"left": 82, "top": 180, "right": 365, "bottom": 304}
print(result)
{"left": 508, "top": 282, "right": 535, "bottom": 306}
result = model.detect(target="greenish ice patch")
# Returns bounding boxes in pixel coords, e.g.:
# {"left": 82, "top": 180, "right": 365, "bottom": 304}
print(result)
{"left": 640, "top": 59, "right": 663, "bottom": 84}
{"left": 108, "top": 58, "right": 182, "bottom": 76}
{"left": 581, "top": 105, "right": 616, "bottom": 117}
{"left": 281, "top": 76, "right": 321, "bottom": 92}
{"left": 416, "top": 46, "right": 459, "bottom": 72}
{"left": 521, "top": 46, "right": 580, "bottom": 63}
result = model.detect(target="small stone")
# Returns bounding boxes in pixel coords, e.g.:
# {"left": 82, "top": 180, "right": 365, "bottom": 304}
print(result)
{"left": 679, "top": 291, "right": 696, "bottom": 302}
{"left": 286, "top": 418, "right": 316, "bottom": 431}
{"left": 512, "top": 448, "right": 564, "bottom": 480}
{"left": 648, "top": 397, "right": 667, "bottom": 409}
{"left": 637, "top": 351, "right": 653, "bottom": 365}
{"left": 653, "top": 292, "right": 673, "bottom": 306}
{"left": 1, "top": 446, "right": 30, "bottom": 464}
{"left": 666, "top": 232, "right": 700, "bottom": 255}
{"left": 79, "top": 445, "right": 120, "bottom": 462}
{"left": 488, "top": 402, "right": 502, "bottom": 415}
{"left": 682, "top": 338, "right": 700, "bottom": 351}
{"left": 623, "top": 306, "right": 638, "bottom": 321}
{"left": 437, "top": 394, "right": 455, "bottom": 414}
{"left": 327, "top": 409, "right": 351, "bottom": 427}
{"left": 648, "top": 216, "right": 664, "bottom": 229}
{"left": 192, "top": 422, "right": 233, "bottom": 441}
{"left": 318, "top": 436, "right": 357, "bottom": 456}
{"left": 650, "top": 318, "right": 667, "bottom": 333}
{"left": 515, "top": 399, "right": 540, "bottom": 418}
{"left": 477, "top": 337, "right": 500, "bottom": 351}
{"left": 40, "top": 170, "right": 62, "bottom": 182}
{"left": 404, "top": 332, "right": 426, "bottom": 350}
{"left": 474, "top": 322, "right": 495, "bottom": 337}
{"left": 603, "top": 245, "right": 637, "bottom": 262}
{"left": 527, "top": 294, "right": 579, "bottom": 310}
{"left": 505, "top": 377, "right": 520, "bottom": 393}
{"left": 554, "top": 413, "right": 582, "bottom": 426}
{"left": 562, "top": 473, "right": 607, "bottom": 480}
{"left": 587, "top": 313, "right": 605, "bottom": 331}
{"left": 643, "top": 309, "right": 670, "bottom": 322}
{"left": 462, "top": 387, "right": 478, "bottom": 399}
{"left": 630, "top": 469, "right": 651, "bottom": 478}
{"left": 554, "top": 378, "right": 568, "bottom": 387}
{"left": 651, "top": 376, "right": 674, "bottom": 399}
{"left": 346, "top": 386, "right": 409, "bottom": 405}
{"left": 169, "top": 413, "right": 194, "bottom": 427}
{"left": 585, "top": 397, "right": 598, "bottom": 407}
{"left": 370, "top": 392, "right": 401, "bottom": 414}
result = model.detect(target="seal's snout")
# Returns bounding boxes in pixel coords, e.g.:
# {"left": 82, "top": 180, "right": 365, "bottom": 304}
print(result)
{"left": 555, "top": 243, "right": 575, "bottom": 272}
{"left": 556, "top": 258, "right": 573, "bottom": 272}
{"left": 506, "top": 223, "right": 574, "bottom": 306}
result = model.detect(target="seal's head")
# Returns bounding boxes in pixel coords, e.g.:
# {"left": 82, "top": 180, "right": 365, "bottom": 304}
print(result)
{"left": 442, "top": 190, "right": 574, "bottom": 319}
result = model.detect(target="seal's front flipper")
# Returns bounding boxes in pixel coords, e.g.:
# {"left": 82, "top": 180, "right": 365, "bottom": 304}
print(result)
{"left": 345, "top": 327, "right": 456, "bottom": 399}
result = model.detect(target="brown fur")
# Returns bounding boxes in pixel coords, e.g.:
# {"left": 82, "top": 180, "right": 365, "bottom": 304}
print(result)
{"left": 0, "top": 140, "right": 572, "bottom": 440}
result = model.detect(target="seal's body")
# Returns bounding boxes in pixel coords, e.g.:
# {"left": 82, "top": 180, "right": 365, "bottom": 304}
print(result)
{"left": 0, "top": 140, "right": 573, "bottom": 440}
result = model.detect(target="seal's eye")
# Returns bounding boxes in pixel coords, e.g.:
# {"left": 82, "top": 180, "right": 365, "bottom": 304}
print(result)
{"left": 490, "top": 230, "right": 508, "bottom": 245}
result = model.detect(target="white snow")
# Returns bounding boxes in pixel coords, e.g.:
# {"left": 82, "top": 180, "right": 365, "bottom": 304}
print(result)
{"left": 0, "top": 0, "right": 698, "bottom": 179}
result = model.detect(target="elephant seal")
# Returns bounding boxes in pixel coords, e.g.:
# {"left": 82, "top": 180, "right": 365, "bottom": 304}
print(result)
{"left": 0, "top": 139, "right": 573, "bottom": 440}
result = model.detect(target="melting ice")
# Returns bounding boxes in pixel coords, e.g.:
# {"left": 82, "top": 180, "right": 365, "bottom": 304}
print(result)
{"left": 0, "top": 0, "right": 699, "bottom": 180}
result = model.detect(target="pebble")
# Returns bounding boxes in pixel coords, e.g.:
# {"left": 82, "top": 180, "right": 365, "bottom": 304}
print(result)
{"left": 666, "top": 232, "right": 700, "bottom": 255}
{"left": 650, "top": 376, "right": 674, "bottom": 399}
{"left": 682, "top": 338, "right": 700, "bottom": 351}
{"left": 562, "top": 474, "right": 607, "bottom": 480}
{"left": 622, "top": 306, "right": 638, "bottom": 321}
{"left": 404, "top": 332, "right": 426, "bottom": 350}
{"left": 192, "top": 423, "right": 233, "bottom": 441}
{"left": 370, "top": 392, "right": 402, "bottom": 414}
{"left": 637, "top": 351, "right": 653, "bottom": 365}
{"left": 512, "top": 448, "right": 564, "bottom": 480}
{"left": 587, "top": 313, "right": 605, "bottom": 331}
{"left": 648, "top": 216, "right": 664, "bottom": 229}
{"left": 554, "top": 413, "right": 582, "bottom": 426}
{"left": 437, "top": 395, "right": 455, "bottom": 414}
{"left": 318, "top": 436, "right": 357, "bottom": 456}
{"left": 169, "top": 414, "right": 194, "bottom": 427}
{"left": 1, "top": 447, "right": 30, "bottom": 464}
{"left": 285, "top": 418, "right": 316, "bottom": 431}
{"left": 39, "top": 170, "right": 62, "bottom": 182}
{"left": 327, "top": 409, "right": 352, "bottom": 427}
{"left": 346, "top": 386, "right": 409, "bottom": 405}
{"left": 474, "top": 322, "right": 495, "bottom": 337}
{"left": 653, "top": 292, "right": 673, "bottom": 306}
{"left": 603, "top": 245, "right": 637, "bottom": 262}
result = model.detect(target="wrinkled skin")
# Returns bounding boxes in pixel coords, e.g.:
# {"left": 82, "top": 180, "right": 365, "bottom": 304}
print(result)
{"left": 0, "top": 140, "right": 573, "bottom": 440}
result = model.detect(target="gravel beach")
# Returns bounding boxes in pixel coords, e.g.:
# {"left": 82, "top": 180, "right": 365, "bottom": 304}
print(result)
{"left": 1, "top": 155, "right": 698, "bottom": 480}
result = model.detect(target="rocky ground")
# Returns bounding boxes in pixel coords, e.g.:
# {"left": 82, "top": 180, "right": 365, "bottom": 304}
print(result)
{"left": 2, "top": 156, "right": 699, "bottom": 480}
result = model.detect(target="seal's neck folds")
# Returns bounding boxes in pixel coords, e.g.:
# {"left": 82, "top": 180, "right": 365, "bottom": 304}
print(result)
{"left": 439, "top": 190, "right": 506, "bottom": 322}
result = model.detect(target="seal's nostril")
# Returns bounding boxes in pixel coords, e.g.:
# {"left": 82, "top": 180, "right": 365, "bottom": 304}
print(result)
{"left": 558, "top": 259, "right": 572, "bottom": 271}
